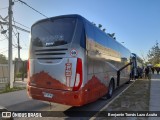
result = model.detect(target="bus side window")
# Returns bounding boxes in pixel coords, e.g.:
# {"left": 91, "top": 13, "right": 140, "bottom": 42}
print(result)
{"left": 85, "top": 23, "right": 95, "bottom": 50}
{"left": 80, "top": 29, "right": 86, "bottom": 49}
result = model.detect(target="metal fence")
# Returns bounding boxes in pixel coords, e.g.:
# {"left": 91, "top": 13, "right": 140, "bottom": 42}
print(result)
{"left": 0, "top": 64, "right": 9, "bottom": 90}
{"left": 0, "top": 61, "right": 27, "bottom": 90}
{"left": 14, "top": 60, "right": 27, "bottom": 81}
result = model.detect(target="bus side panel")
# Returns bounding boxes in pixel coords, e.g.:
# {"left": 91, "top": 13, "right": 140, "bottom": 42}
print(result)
{"left": 85, "top": 57, "right": 109, "bottom": 103}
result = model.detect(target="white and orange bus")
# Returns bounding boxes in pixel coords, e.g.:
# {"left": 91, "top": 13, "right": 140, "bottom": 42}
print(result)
{"left": 27, "top": 14, "right": 132, "bottom": 106}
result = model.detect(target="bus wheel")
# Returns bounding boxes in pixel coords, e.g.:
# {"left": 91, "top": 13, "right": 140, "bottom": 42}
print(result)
{"left": 107, "top": 80, "right": 114, "bottom": 99}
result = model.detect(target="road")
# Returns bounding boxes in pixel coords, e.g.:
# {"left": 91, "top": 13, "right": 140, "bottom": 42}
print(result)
{"left": 1, "top": 81, "right": 133, "bottom": 120}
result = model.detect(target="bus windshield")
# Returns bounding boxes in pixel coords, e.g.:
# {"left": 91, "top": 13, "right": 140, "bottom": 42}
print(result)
{"left": 31, "top": 18, "right": 76, "bottom": 47}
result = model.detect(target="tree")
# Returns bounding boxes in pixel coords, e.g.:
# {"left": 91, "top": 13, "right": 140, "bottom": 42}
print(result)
{"left": 0, "top": 54, "right": 7, "bottom": 64}
{"left": 147, "top": 42, "right": 160, "bottom": 65}
{"left": 102, "top": 28, "right": 106, "bottom": 32}
{"left": 108, "top": 33, "right": 116, "bottom": 40}
{"left": 98, "top": 24, "right": 102, "bottom": 29}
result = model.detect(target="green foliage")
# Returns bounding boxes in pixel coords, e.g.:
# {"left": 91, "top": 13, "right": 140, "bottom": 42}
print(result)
{"left": 5, "top": 83, "right": 10, "bottom": 91}
{"left": 102, "top": 28, "right": 106, "bottom": 32}
{"left": 0, "top": 54, "right": 7, "bottom": 64}
{"left": 0, "top": 82, "right": 25, "bottom": 94}
{"left": 98, "top": 24, "right": 102, "bottom": 29}
{"left": 147, "top": 42, "right": 160, "bottom": 65}
{"left": 0, "top": 85, "right": 26, "bottom": 94}
{"left": 108, "top": 33, "right": 116, "bottom": 39}
{"left": 92, "top": 22, "right": 96, "bottom": 26}
{"left": 15, "top": 72, "right": 22, "bottom": 78}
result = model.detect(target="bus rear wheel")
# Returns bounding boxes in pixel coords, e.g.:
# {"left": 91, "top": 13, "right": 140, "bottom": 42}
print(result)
{"left": 107, "top": 80, "right": 114, "bottom": 99}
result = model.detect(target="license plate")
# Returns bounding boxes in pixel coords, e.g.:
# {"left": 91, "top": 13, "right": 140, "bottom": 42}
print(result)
{"left": 42, "top": 92, "right": 53, "bottom": 98}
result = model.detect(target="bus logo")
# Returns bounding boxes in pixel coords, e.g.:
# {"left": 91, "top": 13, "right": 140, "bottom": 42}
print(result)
{"left": 46, "top": 42, "right": 54, "bottom": 47}
{"left": 70, "top": 49, "right": 78, "bottom": 57}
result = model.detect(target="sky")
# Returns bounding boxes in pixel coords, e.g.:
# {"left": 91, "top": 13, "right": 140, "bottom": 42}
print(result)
{"left": 0, "top": 0, "right": 160, "bottom": 60}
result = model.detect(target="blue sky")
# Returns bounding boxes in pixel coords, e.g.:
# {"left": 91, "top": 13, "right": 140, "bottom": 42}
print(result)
{"left": 0, "top": 0, "right": 160, "bottom": 60}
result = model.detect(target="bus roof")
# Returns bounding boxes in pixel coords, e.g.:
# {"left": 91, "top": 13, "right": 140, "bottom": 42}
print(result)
{"left": 32, "top": 14, "right": 84, "bottom": 28}
{"left": 32, "top": 14, "right": 131, "bottom": 54}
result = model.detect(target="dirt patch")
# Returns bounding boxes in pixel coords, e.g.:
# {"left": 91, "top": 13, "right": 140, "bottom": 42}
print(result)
{"left": 94, "top": 79, "right": 150, "bottom": 120}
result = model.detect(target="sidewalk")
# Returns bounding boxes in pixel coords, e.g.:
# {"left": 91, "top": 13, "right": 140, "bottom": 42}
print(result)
{"left": 13, "top": 78, "right": 27, "bottom": 87}
{"left": 149, "top": 74, "right": 160, "bottom": 120}
{"left": 149, "top": 74, "right": 160, "bottom": 111}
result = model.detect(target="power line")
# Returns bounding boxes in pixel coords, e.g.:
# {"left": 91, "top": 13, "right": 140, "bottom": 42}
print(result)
{"left": 13, "top": 20, "right": 30, "bottom": 29}
{"left": 12, "top": 24, "right": 30, "bottom": 33}
{"left": 12, "top": 30, "right": 18, "bottom": 45}
{"left": 0, "top": 24, "right": 9, "bottom": 40}
{"left": 0, "top": 24, "right": 18, "bottom": 48}
{"left": 13, "top": 29, "right": 18, "bottom": 39}
{"left": 12, "top": 17, "right": 29, "bottom": 51}
{"left": 0, "top": 34, "right": 19, "bottom": 42}
{"left": 17, "top": 0, "right": 48, "bottom": 18}
{"left": 12, "top": 17, "right": 20, "bottom": 47}
{"left": 12, "top": 17, "right": 19, "bottom": 33}
{"left": 0, "top": 15, "right": 28, "bottom": 31}
{"left": 1, "top": 20, "right": 29, "bottom": 49}
{"left": 12, "top": 17, "right": 19, "bottom": 43}
{"left": 0, "top": 20, "right": 30, "bottom": 33}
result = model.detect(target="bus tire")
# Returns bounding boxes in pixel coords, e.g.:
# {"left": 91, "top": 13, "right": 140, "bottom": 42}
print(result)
{"left": 107, "top": 80, "right": 114, "bottom": 99}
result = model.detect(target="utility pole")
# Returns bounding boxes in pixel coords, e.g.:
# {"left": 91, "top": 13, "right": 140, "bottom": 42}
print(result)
{"left": 17, "top": 32, "right": 20, "bottom": 73}
{"left": 8, "top": 0, "right": 13, "bottom": 88}
{"left": 17, "top": 32, "right": 20, "bottom": 60}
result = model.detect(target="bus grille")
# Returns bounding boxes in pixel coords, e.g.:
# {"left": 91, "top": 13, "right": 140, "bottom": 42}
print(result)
{"left": 35, "top": 48, "right": 68, "bottom": 60}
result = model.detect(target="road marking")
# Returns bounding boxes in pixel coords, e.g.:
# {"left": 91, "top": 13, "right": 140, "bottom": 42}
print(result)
{"left": 90, "top": 80, "right": 135, "bottom": 120}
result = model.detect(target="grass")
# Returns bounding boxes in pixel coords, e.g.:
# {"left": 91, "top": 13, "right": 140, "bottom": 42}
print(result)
{"left": 94, "top": 78, "right": 151, "bottom": 119}
{"left": 0, "top": 85, "right": 26, "bottom": 94}
{"left": 106, "top": 79, "right": 150, "bottom": 111}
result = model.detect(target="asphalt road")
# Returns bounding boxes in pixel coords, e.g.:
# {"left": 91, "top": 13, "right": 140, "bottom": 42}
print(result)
{"left": 5, "top": 81, "right": 133, "bottom": 120}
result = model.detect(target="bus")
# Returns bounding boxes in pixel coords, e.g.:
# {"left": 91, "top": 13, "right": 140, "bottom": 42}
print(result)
{"left": 131, "top": 53, "right": 143, "bottom": 79}
{"left": 27, "top": 14, "right": 132, "bottom": 106}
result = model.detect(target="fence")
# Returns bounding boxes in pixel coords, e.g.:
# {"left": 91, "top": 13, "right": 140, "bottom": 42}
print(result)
{"left": 0, "top": 60, "right": 27, "bottom": 90}
{"left": 0, "top": 64, "right": 15, "bottom": 90}
{"left": 0, "top": 64, "right": 9, "bottom": 82}
{"left": 14, "top": 60, "right": 27, "bottom": 81}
